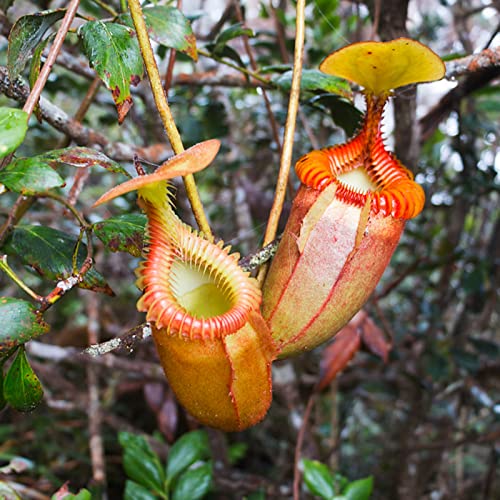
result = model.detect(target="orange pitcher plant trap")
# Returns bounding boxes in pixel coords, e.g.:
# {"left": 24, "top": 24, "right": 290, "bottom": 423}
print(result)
{"left": 95, "top": 38, "right": 444, "bottom": 431}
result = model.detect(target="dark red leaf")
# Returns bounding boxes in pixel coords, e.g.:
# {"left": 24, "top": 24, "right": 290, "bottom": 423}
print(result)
{"left": 158, "top": 392, "right": 178, "bottom": 442}
{"left": 359, "top": 313, "right": 391, "bottom": 362}
{"left": 317, "top": 315, "right": 363, "bottom": 391}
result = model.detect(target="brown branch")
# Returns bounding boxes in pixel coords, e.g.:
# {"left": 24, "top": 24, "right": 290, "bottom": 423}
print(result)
{"left": 445, "top": 46, "right": 500, "bottom": 79}
{"left": 23, "top": 0, "right": 80, "bottom": 119}
{"left": 86, "top": 293, "right": 107, "bottom": 493}
{"left": 0, "top": 66, "right": 171, "bottom": 162}
{"left": 420, "top": 64, "right": 500, "bottom": 143}
{"left": 293, "top": 393, "right": 316, "bottom": 500}
{"left": 84, "top": 322, "right": 153, "bottom": 357}
{"left": 26, "top": 339, "right": 165, "bottom": 380}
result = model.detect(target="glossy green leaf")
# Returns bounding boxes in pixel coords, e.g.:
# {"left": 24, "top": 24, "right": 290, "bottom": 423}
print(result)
{"left": 79, "top": 21, "right": 143, "bottom": 123}
{"left": 3, "top": 347, "right": 43, "bottom": 412}
{"left": 4, "top": 225, "right": 114, "bottom": 296}
{"left": 0, "top": 298, "right": 49, "bottom": 352}
{"left": 451, "top": 348, "right": 480, "bottom": 374}
{"left": 207, "top": 43, "right": 247, "bottom": 69}
{"left": 302, "top": 459, "right": 336, "bottom": 500}
{"left": 29, "top": 35, "right": 54, "bottom": 122}
{"left": 166, "top": 430, "right": 210, "bottom": 483}
{"left": 308, "top": 94, "right": 363, "bottom": 136}
{"left": 213, "top": 23, "right": 254, "bottom": 54}
{"left": 119, "top": 431, "right": 165, "bottom": 494}
{"left": 0, "top": 147, "right": 128, "bottom": 194}
{"left": 275, "top": 69, "right": 353, "bottom": 99}
{"left": 50, "top": 488, "right": 92, "bottom": 500}
{"left": 8, "top": 9, "right": 66, "bottom": 79}
{"left": 343, "top": 476, "right": 373, "bottom": 500}
{"left": 172, "top": 462, "right": 212, "bottom": 500}
{"left": 0, "top": 107, "right": 29, "bottom": 158}
{"left": 120, "top": 5, "right": 197, "bottom": 60}
{"left": 0, "top": 158, "right": 64, "bottom": 195}
{"left": 0, "top": 481, "right": 21, "bottom": 500}
{"left": 468, "top": 337, "right": 500, "bottom": 359}
{"left": 93, "top": 214, "right": 146, "bottom": 257}
{"left": 0, "top": 366, "right": 5, "bottom": 411}
{"left": 123, "top": 481, "right": 158, "bottom": 500}
{"left": 36, "top": 147, "right": 129, "bottom": 176}
{"left": 42, "top": 147, "right": 128, "bottom": 175}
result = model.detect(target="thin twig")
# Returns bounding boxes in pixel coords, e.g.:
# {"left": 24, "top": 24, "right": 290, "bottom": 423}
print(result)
{"left": 23, "top": 0, "right": 80, "bottom": 118}
{"left": 233, "top": 3, "right": 282, "bottom": 152}
{"left": 293, "top": 393, "right": 316, "bottom": 500}
{"left": 86, "top": 293, "right": 108, "bottom": 496}
{"left": 84, "top": 322, "right": 152, "bottom": 356}
{"left": 128, "top": 0, "right": 212, "bottom": 238}
{"left": 26, "top": 339, "right": 165, "bottom": 380}
{"left": 257, "top": 0, "right": 306, "bottom": 285}
{"left": 197, "top": 48, "right": 271, "bottom": 86}
{"left": 238, "top": 238, "right": 280, "bottom": 272}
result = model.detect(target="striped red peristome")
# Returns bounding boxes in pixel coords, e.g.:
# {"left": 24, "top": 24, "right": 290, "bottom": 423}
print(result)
{"left": 295, "top": 129, "right": 425, "bottom": 220}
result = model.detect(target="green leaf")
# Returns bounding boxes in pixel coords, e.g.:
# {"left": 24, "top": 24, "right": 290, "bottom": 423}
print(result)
{"left": 29, "top": 34, "right": 54, "bottom": 123}
{"left": 207, "top": 43, "right": 247, "bottom": 69}
{"left": 0, "top": 158, "right": 64, "bottom": 195}
{"left": 302, "top": 459, "right": 336, "bottom": 500}
{"left": 0, "top": 147, "right": 128, "bottom": 195}
{"left": 4, "top": 225, "right": 114, "bottom": 296}
{"left": 166, "top": 430, "right": 210, "bottom": 483}
{"left": 0, "top": 298, "right": 49, "bottom": 352}
{"left": 468, "top": 337, "right": 500, "bottom": 359}
{"left": 123, "top": 481, "right": 158, "bottom": 500}
{"left": 275, "top": 69, "right": 353, "bottom": 99}
{"left": 0, "top": 366, "right": 5, "bottom": 411}
{"left": 342, "top": 477, "right": 373, "bottom": 500}
{"left": 172, "top": 462, "right": 212, "bottom": 500}
{"left": 308, "top": 94, "right": 363, "bottom": 136}
{"left": 0, "top": 107, "right": 29, "bottom": 158}
{"left": 79, "top": 21, "right": 143, "bottom": 123}
{"left": 51, "top": 488, "right": 92, "bottom": 500}
{"left": 8, "top": 9, "right": 66, "bottom": 80}
{"left": 37, "top": 146, "right": 129, "bottom": 176}
{"left": 119, "top": 432, "right": 165, "bottom": 494}
{"left": 213, "top": 23, "right": 254, "bottom": 54}
{"left": 3, "top": 347, "right": 43, "bottom": 412}
{"left": 0, "top": 481, "right": 21, "bottom": 500}
{"left": 451, "top": 348, "right": 480, "bottom": 374}
{"left": 120, "top": 5, "right": 197, "bottom": 61}
{"left": 93, "top": 214, "right": 146, "bottom": 257}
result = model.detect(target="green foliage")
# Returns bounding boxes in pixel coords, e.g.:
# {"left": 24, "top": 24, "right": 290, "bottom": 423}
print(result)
{"left": 302, "top": 459, "right": 373, "bottom": 500}
{"left": 119, "top": 5, "right": 198, "bottom": 61}
{"left": 93, "top": 214, "right": 146, "bottom": 257}
{"left": 0, "top": 157, "right": 65, "bottom": 195}
{"left": 119, "top": 430, "right": 212, "bottom": 500}
{"left": 50, "top": 487, "right": 92, "bottom": 500}
{"left": 274, "top": 69, "right": 352, "bottom": 99}
{"left": 7, "top": 9, "right": 65, "bottom": 79}
{"left": 0, "top": 297, "right": 49, "bottom": 351}
{"left": 79, "top": 20, "right": 144, "bottom": 122}
{"left": 4, "top": 225, "right": 113, "bottom": 295}
{"left": 3, "top": 346, "right": 43, "bottom": 412}
{"left": 0, "top": 107, "right": 28, "bottom": 158}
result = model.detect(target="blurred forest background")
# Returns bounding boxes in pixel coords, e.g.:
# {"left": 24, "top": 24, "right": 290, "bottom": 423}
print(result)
{"left": 0, "top": 0, "right": 499, "bottom": 498}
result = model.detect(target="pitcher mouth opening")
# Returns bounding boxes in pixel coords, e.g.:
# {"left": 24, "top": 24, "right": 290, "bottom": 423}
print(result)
{"left": 137, "top": 220, "right": 262, "bottom": 341}
{"left": 295, "top": 127, "right": 425, "bottom": 220}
